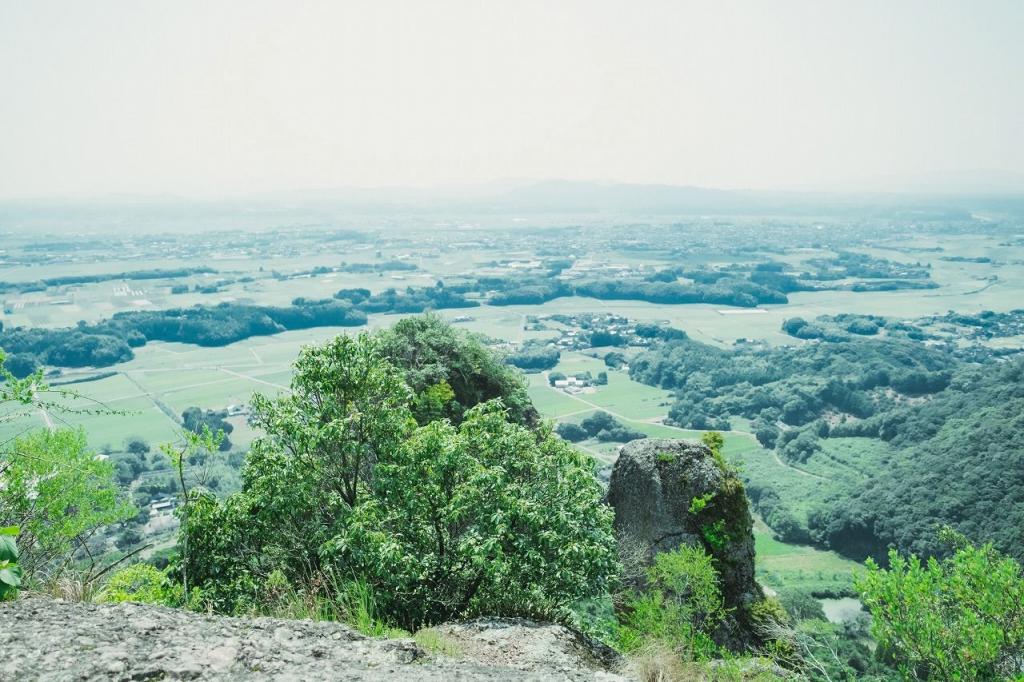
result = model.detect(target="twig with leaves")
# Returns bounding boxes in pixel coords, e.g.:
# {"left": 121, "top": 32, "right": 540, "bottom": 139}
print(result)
{"left": 159, "top": 425, "right": 223, "bottom": 604}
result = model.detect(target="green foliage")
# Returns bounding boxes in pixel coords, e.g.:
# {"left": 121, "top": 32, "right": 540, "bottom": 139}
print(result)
{"left": 505, "top": 342, "right": 560, "bottom": 371}
{"left": 700, "top": 431, "right": 734, "bottom": 475}
{"left": 688, "top": 492, "right": 715, "bottom": 515}
{"left": 0, "top": 299, "right": 367, "bottom": 368}
{"left": 813, "top": 357, "right": 1024, "bottom": 563}
{"left": 97, "top": 564, "right": 180, "bottom": 606}
{"left": 414, "top": 629, "right": 463, "bottom": 657}
{"left": 183, "top": 332, "right": 616, "bottom": 630}
{"left": 657, "top": 452, "right": 677, "bottom": 464}
{"left": 578, "top": 411, "right": 647, "bottom": 443}
{"left": 181, "top": 407, "right": 233, "bottom": 451}
{"left": 0, "top": 428, "right": 134, "bottom": 580}
{"left": 411, "top": 381, "right": 456, "bottom": 425}
{"left": 328, "top": 401, "right": 618, "bottom": 629}
{"left": 248, "top": 332, "right": 413, "bottom": 509}
{"left": 775, "top": 588, "right": 825, "bottom": 622}
{"left": 375, "top": 314, "right": 537, "bottom": 427}
{"left": 700, "top": 520, "right": 731, "bottom": 552}
{"left": 124, "top": 436, "right": 151, "bottom": 456}
{"left": 159, "top": 424, "right": 224, "bottom": 603}
{"left": 629, "top": 318, "right": 1024, "bottom": 564}
{"left": 555, "top": 422, "right": 589, "bottom": 442}
{"left": 548, "top": 371, "right": 567, "bottom": 386}
{"left": 855, "top": 532, "right": 1024, "bottom": 681}
{"left": 0, "top": 526, "right": 22, "bottom": 601}
{"left": 617, "top": 544, "right": 726, "bottom": 661}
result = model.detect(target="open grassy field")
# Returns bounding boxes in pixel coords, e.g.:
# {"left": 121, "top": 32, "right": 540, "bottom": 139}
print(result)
{"left": 754, "top": 517, "right": 860, "bottom": 596}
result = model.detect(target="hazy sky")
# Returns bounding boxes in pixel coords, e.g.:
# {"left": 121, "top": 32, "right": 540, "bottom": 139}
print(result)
{"left": 1, "top": 0, "right": 1022, "bottom": 199}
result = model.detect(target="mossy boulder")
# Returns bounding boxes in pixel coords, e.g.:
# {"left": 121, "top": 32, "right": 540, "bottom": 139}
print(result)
{"left": 606, "top": 438, "right": 766, "bottom": 650}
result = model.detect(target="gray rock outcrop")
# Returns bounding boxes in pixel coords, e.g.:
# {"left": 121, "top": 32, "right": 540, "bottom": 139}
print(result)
{"left": 606, "top": 438, "right": 765, "bottom": 649}
{"left": 0, "top": 598, "right": 625, "bottom": 681}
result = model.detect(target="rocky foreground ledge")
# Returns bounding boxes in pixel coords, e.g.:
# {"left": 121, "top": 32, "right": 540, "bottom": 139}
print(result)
{"left": 0, "top": 597, "right": 624, "bottom": 681}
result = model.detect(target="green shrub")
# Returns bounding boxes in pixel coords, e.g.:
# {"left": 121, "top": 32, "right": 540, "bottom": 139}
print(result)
{"left": 183, "top": 333, "right": 617, "bottom": 631}
{"left": 0, "top": 526, "right": 22, "bottom": 601}
{"left": 855, "top": 530, "right": 1024, "bottom": 681}
{"left": 98, "top": 564, "right": 180, "bottom": 606}
{"left": 617, "top": 544, "right": 725, "bottom": 661}
{"left": 775, "top": 588, "right": 826, "bottom": 622}
{"left": 688, "top": 493, "right": 714, "bottom": 515}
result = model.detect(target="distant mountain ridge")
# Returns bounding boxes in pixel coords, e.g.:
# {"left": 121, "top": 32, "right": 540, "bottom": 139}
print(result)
{"left": 2, "top": 180, "right": 1023, "bottom": 232}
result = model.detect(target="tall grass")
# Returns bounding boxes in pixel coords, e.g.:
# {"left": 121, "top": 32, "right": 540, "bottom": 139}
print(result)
{"left": 260, "top": 569, "right": 408, "bottom": 638}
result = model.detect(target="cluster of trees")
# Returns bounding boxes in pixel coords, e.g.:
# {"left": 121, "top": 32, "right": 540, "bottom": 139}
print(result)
{"left": 808, "top": 356, "right": 1024, "bottom": 564}
{"left": 181, "top": 407, "right": 234, "bottom": 451}
{"left": 488, "top": 279, "right": 572, "bottom": 306}
{"left": 555, "top": 411, "right": 646, "bottom": 444}
{"left": 334, "top": 283, "right": 478, "bottom": 313}
{"left": 0, "top": 328, "right": 133, "bottom": 375}
{"left": 925, "top": 308, "right": 1024, "bottom": 340}
{"left": 374, "top": 314, "right": 538, "bottom": 428}
{"left": 505, "top": 341, "right": 560, "bottom": 371}
{"left": 629, "top": 333, "right": 957, "bottom": 434}
{"left": 625, "top": 321, "right": 1024, "bottom": 562}
{"left": 631, "top": 310, "right": 1024, "bottom": 566}
{"left": 574, "top": 278, "right": 786, "bottom": 308}
{"left": 182, "top": 332, "right": 616, "bottom": 626}
{"left": 0, "top": 299, "right": 368, "bottom": 369}
{"left": 0, "top": 267, "right": 217, "bottom": 294}
{"left": 802, "top": 251, "right": 931, "bottom": 281}
{"left": 459, "top": 270, "right": 797, "bottom": 309}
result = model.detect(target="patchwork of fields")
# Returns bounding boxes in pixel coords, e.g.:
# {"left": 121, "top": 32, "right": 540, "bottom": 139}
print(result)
{"left": 6, "top": 229, "right": 1024, "bottom": 600}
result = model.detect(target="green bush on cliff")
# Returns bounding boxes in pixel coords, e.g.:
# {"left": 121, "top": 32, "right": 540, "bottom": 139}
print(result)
{"left": 98, "top": 564, "right": 181, "bottom": 606}
{"left": 856, "top": 529, "right": 1024, "bottom": 681}
{"left": 183, "top": 331, "right": 617, "bottom": 629}
{"left": 616, "top": 544, "right": 725, "bottom": 660}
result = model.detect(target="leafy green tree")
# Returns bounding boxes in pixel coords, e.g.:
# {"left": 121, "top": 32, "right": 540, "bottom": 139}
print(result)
{"left": 0, "top": 429, "right": 133, "bottom": 579}
{"left": 98, "top": 563, "right": 181, "bottom": 606}
{"left": 184, "top": 333, "right": 414, "bottom": 609}
{"left": 125, "top": 436, "right": 150, "bottom": 455}
{"left": 160, "top": 425, "right": 223, "bottom": 603}
{"left": 556, "top": 422, "right": 588, "bottom": 442}
{"left": 248, "top": 333, "right": 412, "bottom": 509}
{"left": 375, "top": 314, "right": 537, "bottom": 426}
{"left": 604, "top": 351, "right": 627, "bottom": 369}
{"left": 855, "top": 530, "right": 1024, "bottom": 680}
{"left": 115, "top": 528, "right": 143, "bottom": 551}
{"left": 184, "top": 334, "right": 617, "bottom": 627}
{"left": 331, "top": 402, "right": 617, "bottom": 629}
{"left": 411, "top": 380, "right": 456, "bottom": 424}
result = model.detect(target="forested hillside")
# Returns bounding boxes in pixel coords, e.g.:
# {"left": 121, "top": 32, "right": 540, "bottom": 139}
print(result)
{"left": 811, "top": 357, "right": 1024, "bottom": 562}
{"left": 630, "top": 319, "right": 1024, "bottom": 563}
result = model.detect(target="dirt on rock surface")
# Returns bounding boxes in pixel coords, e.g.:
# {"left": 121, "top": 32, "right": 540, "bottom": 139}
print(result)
{"left": 0, "top": 598, "right": 625, "bottom": 681}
